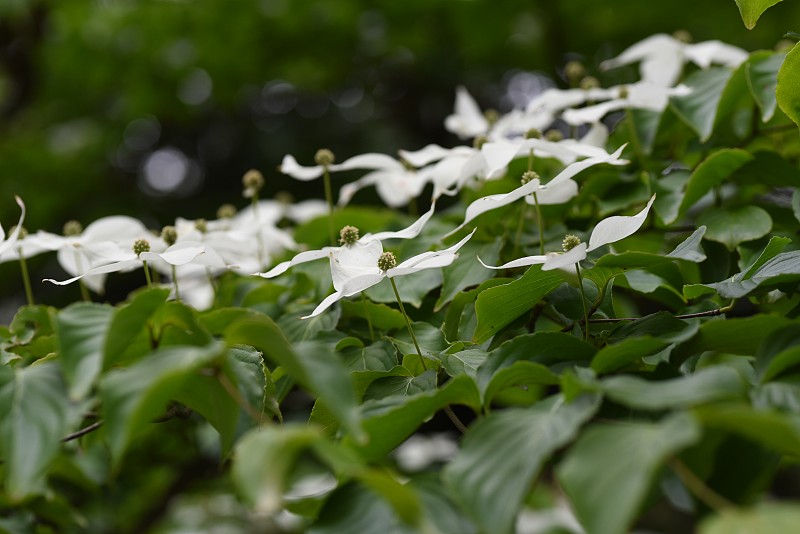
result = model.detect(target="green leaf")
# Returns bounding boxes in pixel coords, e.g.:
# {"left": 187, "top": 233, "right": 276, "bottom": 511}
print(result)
{"left": 741, "top": 235, "right": 791, "bottom": 279}
{"left": 435, "top": 238, "right": 502, "bottom": 311}
{"left": 746, "top": 50, "right": 786, "bottom": 121}
{"left": 0, "top": 363, "right": 73, "bottom": 501}
{"left": 591, "top": 336, "right": 669, "bottom": 374}
{"left": 278, "top": 303, "right": 340, "bottom": 343}
{"left": 473, "top": 265, "right": 562, "bottom": 343}
{"left": 695, "top": 250, "right": 800, "bottom": 298}
{"left": 602, "top": 366, "right": 748, "bottom": 410}
{"left": 348, "top": 374, "right": 480, "bottom": 461}
{"left": 441, "top": 349, "right": 488, "bottom": 379}
{"left": 364, "top": 270, "right": 442, "bottom": 308}
{"left": 670, "top": 68, "right": 735, "bottom": 141}
{"left": 444, "top": 394, "right": 599, "bottom": 534}
{"left": 101, "top": 342, "right": 225, "bottom": 464}
{"left": 482, "top": 361, "right": 558, "bottom": 407}
{"left": 678, "top": 149, "right": 753, "bottom": 217}
{"left": 734, "top": 0, "right": 785, "bottom": 29}
{"left": 309, "top": 482, "right": 416, "bottom": 534}
{"left": 389, "top": 321, "right": 448, "bottom": 363}
{"left": 557, "top": 413, "right": 701, "bottom": 534}
{"left": 443, "top": 277, "right": 509, "bottom": 342}
{"left": 172, "top": 369, "right": 239, "bottom": 454}
{"left": 339, "top": 299, "right": 405, "bottom": 331}
{"left": 363, "top": 370, "right": 437, "bottom": 401}
{"left": 701, "top": 503, "right": 800, "bottom": 534}
{"left": 225, "top": 314, "right": 364, "bottom": 442}
{"left": 56, "top": 302, "right": 114, "bottom": 400}
{"left": 232, "top": 425, "right": 323, "bottom": 514}
{"left": 698, "top": 205, "right": 772, "bottom": 250}
{"left": 694, "top": 404, "right": 800, "bottom": 455}
{"left": 777, "top": 42, "right": 800, "bottom": 128}
{"left": 104, "top": 288, "right": 170, "bottom": 368}
{"left": 755, "top": 325, "right": 800, "bottom": 382}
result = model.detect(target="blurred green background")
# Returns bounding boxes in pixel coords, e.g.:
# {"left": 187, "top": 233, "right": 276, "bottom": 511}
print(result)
{"left": 1, "top": 0, "right": 798, "bottom": 313}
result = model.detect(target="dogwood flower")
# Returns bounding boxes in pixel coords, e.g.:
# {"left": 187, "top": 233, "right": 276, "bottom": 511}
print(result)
{"left": 445, "top": 145, "right": 628, "bottom": 237}
{"left": 336, "top": 155, "right": 431, "bottom": 208}
{"left": 254, "top": 202, "right": 437, "bottom": 279}
{"left": 479, "top": 195, "right": 656, "bottom": 271}
{"left": 444, "top": 86, "right": 490, "bottom": 139}
{"left": 279, "top": 152, "right": 405, "bottom": 182}
{"left": 0, "top": 196, "right": 26, "bottom": 257}
{"left": 303, "top": 228, "right": 476, "bottom": 318}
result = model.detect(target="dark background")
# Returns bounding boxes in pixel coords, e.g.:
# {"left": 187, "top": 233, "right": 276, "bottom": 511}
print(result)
{"left": 1, "top": 0, "right": 798, "bottom": 315}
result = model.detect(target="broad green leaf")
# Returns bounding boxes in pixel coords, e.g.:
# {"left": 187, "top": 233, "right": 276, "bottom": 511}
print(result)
{"left": 339, "top": 299, "right": 405, "bottom": 331}
{"left": 694, "top": 250, "right": 800, "bottom": 298}
{"left": 628, "top": 108, "right": 662, "bottom": 155}
{"left": 411, "top": 475, "right": 478, "bottom": 534}
{"left": 591, "top": 336, "right": 669, "bottom": 374}
{"left": 232, "top": 425, "right": 323, "bottom": 514}
{"left": 752, "top": 380, "right": 800, "bottom": 412}
{"left": 698, "top": 205, "right": 771, "bottom": 250}
{"left": 602, "top": 366, "right": 747, "bottom": 410}
{"left": 309, "top": 482, "right": 416, "bottom": 534}
{"left": 389, "top": 321, "right": 448, "bottom": 363}
{"left": 152, "top": 301, "right": 213, "bottom": 347}
{"left": 443, "top": 277, "right": 509, "bottom": 342}
{"left": 0, "top": 362, "right": 73, "bottom": 501}
{"left": 435, "top": 238, "right": 502, "bottom": 311}
{"left": 473, "top": 265, "right": 562, "bottom": 343}
{"left": 755, "top": 325, "right": 800, "bottom": 382}
{"left": 694, "top": 404, "right": 800, "bottom": 455}
{"left": 557, "top": 413, "right": 700, "bottom": 534}
{"left": 229, "top": 345, "right": 281, "bottom": 423}
{"left": 348, "top": 374, "right": 480, "bottom": 461}
{"left": 746, "top": 50, "right": 786, "bottom": 121}
{"left": 56, "top": 302, "right": 114, "bottom": 400}
{"left": 293, "top": 206, "right": 399, "bottom": 248}
{"left": 101, "top": 341, "right": 225, "bottom": 464}
{"left": 225, "top": 314, "right": 363, "bottom": 441}
{"left": 104, "top": 287, "right": 170, "bottom": 368}
{"left": 607, "top": 311, "right": 700, "bottom": 345}
{"left": 741, "top": 236, "right": 791, "bottom": 279}
{"left": 735, "top": 0, "right": 784, "bottom": 29}
{"left": 701, "top": 503, "right": 800, "bottom": 534}
{"left": 777, "top": 42, "right": 800, "bottom": 128}
{"left": 670, "top": 68, "right": 735, "bottom": 141}
{"left": 674, "top": 315, "right": 793, "bottom": 365}
{"left": 363, "top": 370, "right": 437, "bottom": 401}
{"left": 339, "top": 338, "right": 398, "bottom": 372}
{"left": 364, "top": 270, "right": 442, "bottom": 308}
{"left": 441, "top": 349, "right": 488, "bottom": 379}
{"left": 482, "top": 361, "right": 558, "bottom": 407}
{"left": 445, "top": 394, "right": 599, "bottom": 534}
{"left": 678, "top": 149, "right": 753, "bottom": 217}
{"left": 172, "top": 370, "right": 239, "bottom": 454}
{"left": 278, "top": 303, "right": 340, "bottom": 342}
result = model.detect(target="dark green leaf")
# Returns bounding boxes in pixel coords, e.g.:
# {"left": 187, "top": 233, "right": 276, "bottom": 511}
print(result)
{"left": 557, "top": 413, "right": 701, "bottom": 534}
{"left": 755, "top": 325, "right": 800, "bottom": 382}
{"left": 698, "top": 205, "right": 772, "bottom": 250}
{"left": 591, "top": 336, "right": 669, "bottom": 374}
{"left": 56, "top": 302, "right": 114, "bottom": 400}
{"left": 694, "top": 404, "right": 800, "bottom": 455}
{"left": 340, "top": 299, "right": 405, "bottom": 331}
{"left": 746, "top": 50, "right": 786, "bottom": 121}
{"left": 435, "top": 238, "right": 502, "bottom": 311}
{"left": 670, "top": 68, "right": 735, "bottom": 141}
{"left": 678, "top": 149, "right": 753, "bottom": 217}
{"left": 104, "top": 288, "right": 170, "bottom": 368}
{"left": 482, "top": 361, "right": 558, "bottom": 407}
{"left": 445, "top": 394, "right": 599, "bottom": 534}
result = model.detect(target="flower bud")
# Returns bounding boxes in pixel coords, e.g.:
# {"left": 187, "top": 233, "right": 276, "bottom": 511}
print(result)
{"left": 133, "top": 238, "right": 151, "bottom": 256}
{"left": 275, "top": 191, "right": 294, "bottom": 205}
{"left": 314, "top": 148, "right": 335, "bottom": 167}
{"left": 161, "top": 225, "right": 177, "bottom": 246}
{"left": 673, "top": 29, "right": 692, "bottom": 43}
{"left": 484, "top": 108, "right": 499, "bottom": 126}
{"left": 562, "top": 234, "right": 582, "bottom": 252}
{"left": 242, "top": 169, "right": 264, "bottom": 191}
{"left": 521, "top": 170, "right": 540, "bottom": 186}
{"left": 473, "top": 135, "right": 488, "bottom": 149}
{"left": 618, "top": 85, "right": 630, "bottom": 99}
{"left": 63, "top": 220, "right": 83, "bottom": 237}
{"left": 377, "top": 251, "right": 397, "bottom": 272}
{"left": 525, "top": 128, "right": 542, "bottom": 139}
{"left": 545, "top": 129, "right": 564, "bottom": 142}
{"left": 564, "top": 60, "right": 586, "bottom": 84}
{"left": 339, "top": 225, "right": 360, "bottom": 246}
{"left": 194, "top": 218, "right": 208, "bottom": 233}
{"left": 580, "top": 76, "right": 600, "bottom": 90}
{"left": 9, "top": 225, "right": 27, "bottom": 239}
{"left": 216, "top": 203, "right": 237, "bottom": 219}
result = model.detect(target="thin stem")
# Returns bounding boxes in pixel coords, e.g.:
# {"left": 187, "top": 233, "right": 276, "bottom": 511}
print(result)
{"left": 171, "top": 264, "right": 180, "bottom": 302}
{"left": 669, "top": 458, "right": 734, "bottom": 512}
{"left": 62, "top": 420, "right": 104, "bottom": 443}
{"left": 587, "top": 301, "right": 735, "bottom": 323}
{"left": 361, "top": 292, "right": 375, "bottom": 342}
{"left": 575, "top": 262, "right": 589, "bottom": 340}
{"left": 513, "top": 203, "right": 527, "bottom": 258}
{"left": 444, "top": 406, "right": 468, "bottom": 434}
{"left": 322, "top": 165, "right": 336, "bottom": 246}
{"left": 218, "top": 372, "right": 265, "bottom": 424}
{"left": 251, "top": 194, "right": 266, "bottom": 267}
{"left": 74, "top": 250, "right": 91, "bottom": 302}
{"left": 142, "top": 260, "right": 153, "bottom": 289}
{"left": 389, "top": 277, "right": 426, "bottom": 370}
{"left": 17, "top": 248, "right": 34, "bottom": 306}
{"left": 527, "top": 148, "right": 534, "bottom": 172}
{"left": 533, "top": 193, "right": 545, "bottom": 255}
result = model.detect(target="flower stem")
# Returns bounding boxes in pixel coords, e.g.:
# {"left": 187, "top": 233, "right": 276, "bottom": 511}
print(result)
{"left": 668, "top": 457, "right": 733, "bottom": 512}
{"left": 361, "top": 291, "right": 375, "bottom": 342}
{"left": 251, "top": 194, "right": 266, "bottom": 268}
{"left": 142, "top": 260, "right": 153, "bottom": 289}
{"left": 322, "top": 166, "right": 336, "bottom": 246}
{"left": 513, "top": 203, "right": 527, "bottom": 258}
{"left": 171, "top": 264, "right": 180, "bottom": 302}
{"left": 533, "top": 193, "right": 545, "bottom": 255}
{"left": 73, "top": 251, "right": 91, "bottom": 301}
{"left": 390, "top": 277, "right": 426, "bottom": 370}
{"left": 575, "top": 262, "right": 589, "bottom": 340}
{"left": 17, "top": 248, "right": 34, "bottom": 306}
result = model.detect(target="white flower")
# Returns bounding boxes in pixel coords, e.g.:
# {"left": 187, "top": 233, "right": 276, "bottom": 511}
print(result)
{"left": 254, "top": 202, "right": 437, "bottom": 279}
{"left": 336, "top": 156, "right": 430, "bottom": 208}
{"left": 560, "top": 82, "right": 691, "bottom": 126}
{"left": 599, "top": 34, "right": 747, "bottom": 87}
{"left": 444, "top": 86, "right": 489, "bottom": 139}
{"left": 445, "top": 145, "right": 629, "bottom": 238}
{"left": 279, "top": 152, "right": 403, "bottom": 182}
{"left": 303, "top": 229, "right": 476, "bottom": 318}
{"left": 479, "top": 195, "right": 656, "bottom": 271}
{"left": 0, "top": 196, "right": 26, "bottom": 257}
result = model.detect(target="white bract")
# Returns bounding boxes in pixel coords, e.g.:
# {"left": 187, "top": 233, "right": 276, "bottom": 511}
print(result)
{"left": 0, "top": 196, "right": 26, "bottom": 257}
{"left": 445, "top": 145, "right": 629, "bottom": 237}
{"left": 479, "top": 195, "right": 656, "bottom": 271}
{"left": 444, "top": 86, "right": 490, "bottom": 139}
{"left": 254, "top": 203, "right": 437, "bottom": 280}
{"left": 303, "top": 229, "right": 476, "bottom": 318}
{"left": 279, "top": 152, "right": 403, "bottom": 182}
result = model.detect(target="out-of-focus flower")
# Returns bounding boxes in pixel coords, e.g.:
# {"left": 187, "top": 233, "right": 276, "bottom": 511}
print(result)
{"left": 0, "top": 196, "right": 26, "bottom": 257}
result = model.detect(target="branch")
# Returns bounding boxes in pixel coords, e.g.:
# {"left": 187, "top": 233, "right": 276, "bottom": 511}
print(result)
{"left": 62, "top": 420, "right": 104, "bottom": 443}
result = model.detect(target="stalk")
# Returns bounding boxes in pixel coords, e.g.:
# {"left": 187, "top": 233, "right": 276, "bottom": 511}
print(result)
{"left": 389, "top": 277, "right": 426, "bottom": 370}
{"left": 575, "top": 262, "right": 589, "bottom": 340}
{"left": 142, "top": 260, "right": 153, "bottom": 289}
{"left": 18, "top": 248, "right": 34, "bottom": 306}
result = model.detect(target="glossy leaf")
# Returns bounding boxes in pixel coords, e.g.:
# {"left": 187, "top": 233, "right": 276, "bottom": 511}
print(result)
{"left": 104, "top": 288, "right": 170, "bottom": 368}
{"left": 445, "top": 394, "right": 599, "bottom": 534}
{"left": 678, "top": 149, "right": 753, "bottom": 217}
{"left": 777, "top": 42, "right": 800, "bottom": 127}
{"left": 558, "top": 413, "right": 700, "bottom": 534}
{"left": 56, "top": 302, "right": 114, "bottom": 400}
{"left": 734, "top": 0, "right": 784, "bottom": 29}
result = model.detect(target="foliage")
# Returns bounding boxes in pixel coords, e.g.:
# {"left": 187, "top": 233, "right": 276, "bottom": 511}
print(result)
{"left": 2, "top": 5, "right": 800, "bottom": 534}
